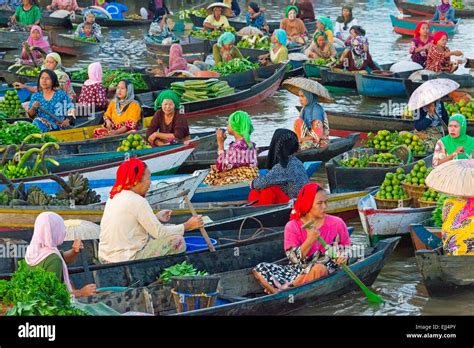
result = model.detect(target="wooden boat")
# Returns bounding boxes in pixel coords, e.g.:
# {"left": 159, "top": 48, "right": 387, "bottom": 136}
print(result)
{"left": 0, "top": 9, "right": 11, "bottom": 27}
{"left": 355, "top": 73, "right": 409, "bottom": 98}
{"left": 72, "top": 14, "right": 151, "bottom": 27}
{"left": 320, "top": 63, "right": 393, "bottom": 89}
{"left": 303, "top": 63, "right": 330, "bottom": 78}
{"left": 325, "top": 148, "right": 434, "bottom": 193}
{"left": 394, "top": 0, "right": 474, "bottom": 18}
{"left": 410, "top": 222, "right": 442, "bottom": 251}
{"left": 358, "top": 190, "right": 435, "bottom": 246}
{"left": 40, "top": 11, "right": 73, "bottom": 30}
{"left": 389, "top": 15, "right": 460, "bottom": 37}
{"left": 0, "top": 29, "right": 29, "bottom": 50}
{"left": 144, "top": 36, "right": 210, "bottom": 56}
{"left": 467, "top": 58, "right": 474, "bottom": 69}
{"left": 136, "top": 63, "right": 287, "bottom": 118}
{"left": 49, "top": 31, "right": 100, "bottom": 57}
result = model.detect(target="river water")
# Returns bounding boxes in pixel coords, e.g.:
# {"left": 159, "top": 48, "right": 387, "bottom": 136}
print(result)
{"left": 4, "top": 0, "right": 474, "bottom": 315}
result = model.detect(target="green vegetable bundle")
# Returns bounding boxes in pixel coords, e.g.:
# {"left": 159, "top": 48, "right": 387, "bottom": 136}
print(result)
{"left": 236, "top": 35, "right": 271, "bottom": 50}
{"left": 431, "top": 194, "right": 451, "bottom": 227}
{"left": 73, "top": 36, "right": 98, "bottom": 43}
{"left": 310, "top": 57, "right": 335, "bottom": 66}
{"left": 0, "top": 121, "right": 57, "bottom": 145}
{"left": 0, "top": 261, "right": 88, "bottom": 316}
{"left": 170, "top": 78, "right": 235, "bottom": 102}
{"left": 177, "top": 8, "right": 207, "bottom": 19}
{"left": 210, "top": 57, "right": 259, "bottom": 76}
{"left": 158, "top": 261, "right": 208, "bottom": 284}
{"left": 190, "top": 26, "right": 236, "bottom": 40}
{"left": 70, "top": 68, "right": 148, "bottom": 90}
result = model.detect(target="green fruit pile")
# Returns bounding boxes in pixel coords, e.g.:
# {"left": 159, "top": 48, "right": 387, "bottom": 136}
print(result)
{"left": 16, "top": 66, "right": 40, "bottom": 77}
{"left": 365, "top": 130, "right": 399, "bottom": 151}
{"left": 368, "top": 152, "right": 402, "bottom": 165}
{"left": 445, "top": 99, "right": 474, "bottom": 120}
{"left": 117, "top": 134, "right": 152, "bottom": 152}
{"left": 420, "top": 188, "right": 441, "bottom": 202}
{"left": 340, "top": 156, "right": 368, "bottom": 168}
{"left": 403, "top": 160, "right": 433, "bottom": 187}
{"left": 452, "top": 0, "right": 464, "bottom": 9}
{"left": 399, "top": 131, "right": 426, "bottom": 157}
{"left": 177, "top": 8, "right": 207, "bottom": 19}
{"left": 375, "top": 168, "right": 409, "bottom": 200}
{"left": 0, "top": 89, "right": 23, "bottom": 118}
{"left": 0, "top": 162, "right": 47, "bottom": 179}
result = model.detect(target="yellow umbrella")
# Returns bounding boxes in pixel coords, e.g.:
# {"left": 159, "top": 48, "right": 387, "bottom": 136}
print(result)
{"left": 426, "top": 159, "right": 474, "bottom": 197}
{"left": 282, "top": 77, "right": 333, "bottom": 103}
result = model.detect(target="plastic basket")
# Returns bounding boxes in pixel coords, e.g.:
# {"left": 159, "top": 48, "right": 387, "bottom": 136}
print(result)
{"left": 171, "top": 288, "right": 218, "bottom": 313}
{"left": 374, "top": 196, "right": 412, "bottom": 209}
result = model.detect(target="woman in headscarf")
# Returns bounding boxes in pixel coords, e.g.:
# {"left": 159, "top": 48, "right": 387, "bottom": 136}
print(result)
{"left": 305, "top": 31, "right": 336, "bottom": 60}
{"left": 248, "top": 129, "right": 308, "bottom": 206}
{"left": 259, "top": 29, "right": 288, "bottom": 65}
{"left": 203, "top": 111, "right": 259, "bottom": 186}
{"left": 253, "top": 183, "right": 351, "bottom": 294}
{"left": 426, "top": 31, "right": 463, "bottom": 73}
{"left": 203, "top": 3, "right": 231, "bottom": 30}
{"left": 147, "top": 90, "right": 190, "bottom": 146}
{"left": 335, "top": 35, "right": 378, "bottom": 72}
{"left": 153, "top": 44, "right": 190, "bottom": 77}
{"left": 148, "top": 7, "right": 174, "bottom": 41}
{"left": 144, "top": 0, "right": 169, "bottom": 20}
{"left": 432, "top": 114, "right": 474, "bottom": 167}
{"left": 212, "top": 32, "right": 243, "bottom": 64}
{"left": 93, "top": 79, "right": 142, "bottom": 138}
{"left": 291, "top": 0, "right": 315, "bottom": 22}
{"left": 334, "top": 4, "right": 358, "bottom": 42}
{"left": 46, "top": 0, "right": 81, "bottom": 11}
{"left": 293, "top": 88, "right": 330, "bottom": 150}
{"left": 409, "top": 22, "right": 433, "bottom": 68}
{"left": 26, "top": 212, "right": 97, "bottom": 297}
{"left": 77, "top": 62, "right": 109, "bottom": 112}
{"left": 20, "top": 25, "right": 51, "bottom": 65}
{"left": 28, "top": 69, "right": 75, "bottom": 132}
{"left": 315, "top": 16, "right": 334, "bottom": 43}
{"left": 99, "top": 158, "right": 204, "bottom": 263}
{"left": 246, "top": 2, "right": 267, "bottom": 31}
{"left": 280, "top": 5, "right": 307, "bottom": 45}
{"left": 413, "top": 99, "right": 449, "bottom": 152}
{"left": 432, "top": 0, "right": 457, "bottom": 24}
{"left": 74, "top": 12, "right": 103, "bottom": 42}
{"left": 9, "top": 0, "right": 41, "bottom": 31}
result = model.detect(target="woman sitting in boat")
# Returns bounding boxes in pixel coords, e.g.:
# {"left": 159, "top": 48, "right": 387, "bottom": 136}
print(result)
{"left": 335, "top": 35, "right": 378, "bottom": 72}
{"left": 152, "top": 44, "right": 195, "bottom": 77}
{"left": 432, "top": 0, "right": 457, "bottom": 24}
{"left": 203, "top": 3, "right": 231, "bottom": 31}
{"left": 26, "top": 212, "right": 97, "bottom": 298}
{"left": 77, "top": 62, "right": 109, "bottom": 112}
{"left": 46, "top": 0, "right": 82, "bottom": 12}
{"left": 425, "top": 31, "right": 463, "bottom": 73}
{"left": 334, "top": 4, "right": 358, "bottom": 43}
{"left": 246, "top": 2, "right": 267, "bottom": 32}
{"left": 203, "top": 111, "right": 259, "bottom": 186}
{"left": 8, "top": 0, "right": 41, "bottom": 31}
{"left": 28, "top": 69, "right": 75, "bottom": 132}
{"left": 74, "top": 12, "right": 103, "bottom": 42}
{"left": 305, "top": 31, "right": 336, "bottom": 61}
{"left": 249, "top": 129, "right": 308, "bottom": 206}
{"left": 315, "top": 16, "right": 334, "bottom": 43}
{"left": 433, "top": 114, "right": 474, "bottom": 167}
{"left": 409, "top": 22, "right": 433, "bottom": 68}
{"left": 294, "top": 87, "right": 330, "bottom": 150}
{"left": 148, "top": 7, "right": 174, "bottom": 43}
{"left": 142, "top": 0, "right": 169, "bottom": 20}
{"left": 280, "top": 6, "right": 307, "bottom": 45}
{"left": 253, "top": 183, "right": 351, "bottom": 294}
{"left": 20, "top": 25, "right": 51, "bottom": 65}
{"left": 99, "top": 158, "right": 204, "bottom": 263}
{"left": 291, "top": 0, "right": 315, "bottom": 22}
{"left": 147, "top": 90, "right": 190, "bottom": 146}
{"left": 212, "top": 32, "right": 243, "bottom": 64}
{"left": 413, "top": 98, "right": 449, "bottom": 152}
{"left": 93, "top": 79, "right": 141, "bottom": 138}
{"left": 259, "top": 29, "right": 288, "bottom": 66}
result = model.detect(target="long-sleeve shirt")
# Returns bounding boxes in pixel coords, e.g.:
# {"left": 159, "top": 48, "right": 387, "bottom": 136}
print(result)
{"left": 74, "top": 22, "right": 103, "bottom": 42}
{"left": 216, "top": 138, "right": 257, "bottom": 172}
{"left": 432, "top": 7, "right": 456, "bottom": 22}
{"left": 50, "top": 0, "right": 80, "bottom": 11}
{"left": 334, "top": 18, "right": 358, "bottom": 42}
{"left": 145, "top": 109, "right": 190, "bottom": 143}
{"left": 99, "top": 190, "right": 185, "bottom": 263}
{"left": 414, "top": 101, "right": 449, "bottom": 131}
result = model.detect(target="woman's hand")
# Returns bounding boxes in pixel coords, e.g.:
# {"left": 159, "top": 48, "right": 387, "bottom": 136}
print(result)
{"left": 79, "top": 284, "right": 97, "bottom": 297}
{"left": 335, "top": 256, "right": 347, "bottom": 265}
{"left": 72, "top": 239, "right": 83, "bottom": 253}
{"left": 452, "top": 50, "right": 463, "bottom": 57}
{"left": 155, "top": 58, "right": 164, "bottom": 66}
{"left": 148, "top": 133, "right": 157, "bottom": 144}
{"left": 183, "top": 215, "right": 204, "bottom": 231}
{"left": 306, "top": 224, "right": 321, "bottom": 243}
{"left": 61, "top": 118, "right": 70, "bottom": 128}
{"left": 424, "top": 42, "right": 432, "bottom": 50}
{"left": 216, "top": 128, "right": 226, "bottom": 143}
{"left": 13, "top": 82, "right": 26, "bottom": 89}
{"left": 156, "top": 209, "right": 172, "bottom": 223}
{"left": 454, "top": 146, "right": 465, "bottom": 156}
{"left": 31, "top": 101, "right": 40, "bottom": 110}
{"left": 104, "top": 119, "right": 113, "bottom": 130}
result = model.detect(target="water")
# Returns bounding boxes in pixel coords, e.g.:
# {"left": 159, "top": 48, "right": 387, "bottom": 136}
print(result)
{"left": 5, "top": 0, "right": 474, "bottom": 315}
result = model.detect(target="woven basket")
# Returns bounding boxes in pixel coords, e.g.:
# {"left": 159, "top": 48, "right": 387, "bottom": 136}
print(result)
{"left": 171, "top": 288, "right": 218, "bottom": 313}
{"left": 402, "top": 182, "right": 428, "bottom": 207}
{"left": 374, "top": 196, "right": 412, "bottom": 209}
{"left": 417, "top": 198, "right": 439, "bottom": 208}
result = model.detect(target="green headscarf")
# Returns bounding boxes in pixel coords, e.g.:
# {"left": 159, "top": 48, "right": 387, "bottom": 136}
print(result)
{"left": 441, "top": 114, "right": 474, "bottom": 159}
{"left": 154, "top": 90, "right": 181, "bottom": 111}
{"left": 313, "top": 31, "right": 328, "bottom": 44}
{"left": 317, "top": 16, "right": 334, "bottom": 33}
{"left": 228, "top": 110, "right": 254, "bottom": 148}
{"left": 285, "top": 5, "right": 298, "bottom": 18}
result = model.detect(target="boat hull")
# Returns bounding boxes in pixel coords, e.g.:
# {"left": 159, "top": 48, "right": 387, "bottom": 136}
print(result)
{"left": 394, "top": 0, "right": 474, "bottom": 18}
{"left": 409, "top": 223, "right": 442, "bottom": 251}
{"left": 303, "top": 63, "right": 329, "bottom": 78}
{"left": 355, "top": 73, "right": 408, "bottom": 98}
{"left": 49, "top": 31, "right": 100, "bottom": 57}
{"left": 390, "top": 15, "right": 460, "bottom": 36}
{"left": 0, "top": 30, "right": 29, "bottom": 50}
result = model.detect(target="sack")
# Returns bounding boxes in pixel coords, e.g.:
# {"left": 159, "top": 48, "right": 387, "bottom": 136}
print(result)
{"left": 203, "top": 165, "right": 259, "bottom": 186}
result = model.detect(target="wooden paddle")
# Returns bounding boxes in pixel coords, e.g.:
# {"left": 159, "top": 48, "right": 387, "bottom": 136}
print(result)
{"left": 183, "top": 194, "right": 216, "bottom": 252}
{"left": 302, "top": 220, "right": 384, "bottom": 304}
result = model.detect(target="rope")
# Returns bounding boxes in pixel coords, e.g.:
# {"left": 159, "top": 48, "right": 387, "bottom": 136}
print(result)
{"left": 218, "top": 216, "right": 277, "bottom": 243}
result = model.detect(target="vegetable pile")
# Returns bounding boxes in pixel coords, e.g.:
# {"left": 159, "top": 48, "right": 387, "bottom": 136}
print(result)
{"left": 0, "top": 261, "right": 88, "bottom": 316}
{"left": 236, "top": 35, "right": 270, "bottom": 50}
{"left": 402, "top": 160, "right": 432, "bottom": 187}
{"left": 158, "top": 261, "right": 208, "bottom": 284}
{"left": 176, "top": 8, "right": 207, "bottom": 19}
{"left": 445, "top": 99, "right": 474, "bottom": 120}
{"left": 431, "top": 195, "right": 450, "bottom": 227}
{"left": 190, "top": 27, "right": 236, "bottom": 40}
{"left": 210, "top": 57, "right": 259, "bottom": 76}
{"left": 70, "top": 68, "right": 148, "bottom": 90}
{"left": 375, "top": 168, "right": 410, "bottom": 201}
{"left": 171, "top": 79, "right": 235, "bottom": 102}
{"left": 117, "top": 134, "right": 152, "bottom": 152}
{"left": 0, "top": 89, "right": 24, "bottom": 118}
{"left": 73, "top": 36, "right": 98, "bottom": 43}
{"left": 365, "top": 130, "right": 427, "bottom": 156}
{"left": 309, "top": 57, "right": 335, "bottom": 66}
{"left": 0, "top": 121, "right": 57, "bottom": 145}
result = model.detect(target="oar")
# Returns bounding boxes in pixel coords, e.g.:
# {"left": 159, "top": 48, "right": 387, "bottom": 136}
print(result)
{"left": 183, "top": 194, "right": 216, "bottom": 252}
{"left": 302, "top": 221, "right": 384, "bottom": 304}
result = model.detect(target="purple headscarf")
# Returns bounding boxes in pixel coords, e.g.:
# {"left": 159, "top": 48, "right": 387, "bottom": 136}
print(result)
{"left": 437, "top": 0, "right": 451, "bottom": 13}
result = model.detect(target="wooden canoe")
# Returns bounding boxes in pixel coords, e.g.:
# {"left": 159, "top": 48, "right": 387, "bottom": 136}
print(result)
{"left": 325, "top": 148, "right": 434, "bottom": 193}
{"left": 303, "top": 63, "right": 330, "bottom": 78}
{"left": 49, "top": 31, "right": 100, "bottom": 57}
{"left": 389, "top": 15, "right": 460, "bottom": 37}
{"left": 393, "top": 0, "right": 474, "bottom": 18}
{"left": 40, "top": 11, "right": 73, "bottom": 30}
{"left": 355, "top": 73, "right": 409, "bottom": 98}
{"left": 358, "top": 190, "right": 435, "bottom": 246}
{"left": 0, "top": 29, "right": 29, "bottom": 50}
{"left": 409, "top": 222, "right": 442, "bottom": 251}
{"left": 136, "top": 63, "right": 287, "bottom": 118}
{"left": 71, "top": 15, "right": 152, "bottom": 27}
{"left": 144, "top": 36, "right": 210, "bottom": 56}
{"left": 320, "top": 63, "right": 393, "bottom": 89}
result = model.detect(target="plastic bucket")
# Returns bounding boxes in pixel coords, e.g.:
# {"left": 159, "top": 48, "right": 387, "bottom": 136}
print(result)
{"left": 184, "top": 236, "right": 217, "bottom": 252}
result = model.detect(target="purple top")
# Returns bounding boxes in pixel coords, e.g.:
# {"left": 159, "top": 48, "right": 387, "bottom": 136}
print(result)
{"left": 216, "top": 138, "right": 258, "bottom": 172}
{"left": 409, "top": 36, "right": 433, "bottom": 68}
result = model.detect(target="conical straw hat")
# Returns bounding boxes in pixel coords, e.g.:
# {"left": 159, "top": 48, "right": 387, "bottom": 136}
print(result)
{"left": 425, "top": 159, "right": 474, "bottom": 197}
{"left": 64, "top": 219, "right": 101, "bottom": 241}
{"left": 408, "top": 78, "right": 460, "bottom": 111}
{"left": 282, "top": 77, "right": 333, "bottom": 103}
{"left": 206, "top": 2, "right": 233, "bottom": 17}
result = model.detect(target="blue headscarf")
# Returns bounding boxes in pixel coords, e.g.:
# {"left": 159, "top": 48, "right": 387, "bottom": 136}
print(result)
{"left": 273, "top": 29, "right": 287, "bottom": 46}
{"left": 300, "top": 90, "right": 325, "bottom": 129}
{"left": 217, "top": 32, "right": 235, "bottom": 47}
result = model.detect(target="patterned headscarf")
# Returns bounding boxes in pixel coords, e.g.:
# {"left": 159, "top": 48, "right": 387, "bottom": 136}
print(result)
{"left": 228, "top": 110, "right": 254, "bottom": 148}
{"left": 154, "top": 89, "right": 181, "bottom": 110}
{"left": 109, "top": 158, "right": 146, "bottom": 199}
{"left": 290, "top": 183, "right": 324, "bottom": 220}
{"left": 266, "top": 129, "right": 299, "bottom": 170}
{"left": 351, "top": 35, "right": 367, "bottom": 56}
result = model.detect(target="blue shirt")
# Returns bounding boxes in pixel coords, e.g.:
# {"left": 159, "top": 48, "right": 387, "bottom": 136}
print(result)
{"left": 246, "top": 12, "right": 265, "bottom": 30}
{"left": 105, "top": 2, "right": 128, "bottom": 20}
{"left": 29, "top": 90, "right": 73, "bottom": 132}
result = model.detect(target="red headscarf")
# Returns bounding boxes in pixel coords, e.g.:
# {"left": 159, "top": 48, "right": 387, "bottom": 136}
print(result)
{"left": 433, "top": 31, "right": 448, "bottom": 45}
{"left": 290, "top": 183, "right": 323, "bottom": 220}
{"left": 414, "top": 22, "right": 429, "bottom": 37}
{"left": 109, "top": 158, "right": 146, "bottom": 199}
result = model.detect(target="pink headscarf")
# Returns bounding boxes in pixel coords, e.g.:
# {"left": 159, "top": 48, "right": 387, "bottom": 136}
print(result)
{"left": 24, "top": 212, "right": 74, "bottom": 293}
{"left": 168, "top": 44, "right": 188, "bottom": 73}
{"left": 84, "top": 62, "right": 103, "bottom": 86}
{"left": 27, "top": 25, "right": 51, "bottom": 52}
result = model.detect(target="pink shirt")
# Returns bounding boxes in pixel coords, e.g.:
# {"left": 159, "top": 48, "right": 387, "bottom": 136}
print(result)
{"left": 51, "top": 0, "right": 80, "bottom": 10}
{"left": 284, "top": 215, "right": 351, "bottom": 257}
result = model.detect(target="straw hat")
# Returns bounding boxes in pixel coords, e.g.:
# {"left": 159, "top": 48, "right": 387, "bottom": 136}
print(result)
{"left": 206, "top": 2, "right": 233, "bottom": 17}
{"left": 64, "top": 219, "right": 101, "bottom": 241}
{"left": 408, "top": 78, "right": 460, "bottom": 111}
{"left": 282, "top": 77, "right": 333, "bottom": 103}
{"left": 425, "top": 160, "right": 474, "bottom": 197}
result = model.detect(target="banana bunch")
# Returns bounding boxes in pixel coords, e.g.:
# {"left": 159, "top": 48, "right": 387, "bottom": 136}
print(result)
{"left": 1, "top": 162, "right": 39, "bottom": 179}
{"left": 204, "top": 165, "right": 259, "bottom": 186}
{"left": 56, "top": 173, "right": 101, "bottom": 205}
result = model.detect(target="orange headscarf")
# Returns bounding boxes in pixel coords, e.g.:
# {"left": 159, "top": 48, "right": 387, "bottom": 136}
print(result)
{"left": 433, "top": 30, "right": 448, "bottom": 44}
{"left": 109, "top": 158, "right": 146, "bottom": 199}
{"left": 290, "top": 183, "right": 323, "bottom": 220}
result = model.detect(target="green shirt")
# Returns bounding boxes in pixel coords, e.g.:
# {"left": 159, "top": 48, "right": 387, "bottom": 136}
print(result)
{"left": 212, "top": 44, "right": 243, "bottom": 64}
{"left": 15, "top": 5, "right": 41, "bottom": 26}
{"left": 27, "top": 253, "right": 64, "bottom": 281}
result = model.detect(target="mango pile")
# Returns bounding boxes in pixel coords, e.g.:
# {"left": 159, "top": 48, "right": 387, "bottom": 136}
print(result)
{"left": 403, "top": 160, "right": 433, "bottom": 187}
{"left": 0, "top": 89, "right": 23, "bottom": 118}
{"left": 116, "top": 134, "right": 152, "bottom": 152}
{"left": 445, "top": 99, "right": 474, "bottom": 120}
{"left": 375, "top": 168, "right": 409, "bottom": 200}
